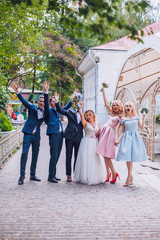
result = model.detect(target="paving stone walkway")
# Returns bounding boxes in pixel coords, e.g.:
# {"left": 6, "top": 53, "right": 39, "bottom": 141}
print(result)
{"left": 0, "top": 124, "right": 160, "bottom": 240}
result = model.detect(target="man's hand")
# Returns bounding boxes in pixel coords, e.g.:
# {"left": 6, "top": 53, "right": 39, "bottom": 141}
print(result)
{"left": 73, "top": 88, "right": 79, "bottom": 94}
{"left": 54, "top": 92, "right": 59, "bottom": 102}
{"left": 10, "top": 82, "right": 19, "bottom": 93}
{"left": 43, "top": 81, "right": 49, "bottom": 92}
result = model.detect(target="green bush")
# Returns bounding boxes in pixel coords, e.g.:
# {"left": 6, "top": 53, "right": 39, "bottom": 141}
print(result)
{"left": 0, "top": 112, "right": 13, "bottom": 131}
{"left": 156, "top": 115, "right": 160, "bottom": 125}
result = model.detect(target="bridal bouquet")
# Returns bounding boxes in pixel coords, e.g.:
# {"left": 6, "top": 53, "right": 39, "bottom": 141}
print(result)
{"left": 140, "top": 107, "right": 149, "bottom": 114}
{"left": 70, "top": 92, "right": 82, "bottom": 102}
{"left": 100, "top": 82, "right": 110, "bottom": 92}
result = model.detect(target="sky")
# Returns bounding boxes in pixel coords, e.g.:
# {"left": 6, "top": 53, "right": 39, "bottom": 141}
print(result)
{"left": 150, "top": 0, "right": 159, "bottom": 5}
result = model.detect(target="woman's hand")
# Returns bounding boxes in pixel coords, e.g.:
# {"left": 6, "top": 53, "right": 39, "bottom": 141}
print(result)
{"left": 115, "top": 139, "right": 119, "bottom": 146}
{"left": 95, "top": 131, "right": 100, "bottom": 138}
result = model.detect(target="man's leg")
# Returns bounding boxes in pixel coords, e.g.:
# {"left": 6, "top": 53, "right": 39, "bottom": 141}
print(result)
{"left": 30, "top": 135, "right": 41, "bottom": 181}
{"left": 65, "top": 139, "right": 74, "bottom": 177}
{"left": 56, "top": 133, "right": 63, "bottom": 164}
{"left": 19, "top": 134, "right": 31, "bottom": 184}
{"left": 48, "top": 134, "right": 59, "bottom": 180}
{"left": 54, "top": 133, "right": 63, "bottom": 179}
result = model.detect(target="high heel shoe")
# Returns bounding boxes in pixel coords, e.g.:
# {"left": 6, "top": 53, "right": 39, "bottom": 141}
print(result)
{"left": 123, "top": 176, "right": 133, "bottom": 187}
{"left": 129, "top": 176, "right": 133, "bottom": 185}
{"left": 110, "top": 173, "right": 120, "bottom": 184}
{"left": 105, "top": 172, "right": 111, "bottom": 182}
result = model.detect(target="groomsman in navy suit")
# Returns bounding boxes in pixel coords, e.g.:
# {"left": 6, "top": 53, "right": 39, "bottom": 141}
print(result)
{"left": 10, "top": 82, "right": 45, "bottom": 185}
{"left": 43, "top": 81, "right": 73, "bottom": 183}
{"left": 55, "top": 94, "right": 83, "bottom": 182}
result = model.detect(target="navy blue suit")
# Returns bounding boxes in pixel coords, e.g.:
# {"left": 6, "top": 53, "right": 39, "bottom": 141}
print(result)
{"left": 55, "top": 102, "right": 83, "bottom": 176}
{"left": 44, "top": 93, "right": 72, "bottom": 179}
{"left": 17, "top": 93, "right": 44, "bottom": 177}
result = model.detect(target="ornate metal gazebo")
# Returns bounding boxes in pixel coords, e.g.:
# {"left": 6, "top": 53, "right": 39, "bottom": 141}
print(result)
{"left": 115, "top": 36, "right": 160, "bottom": 161}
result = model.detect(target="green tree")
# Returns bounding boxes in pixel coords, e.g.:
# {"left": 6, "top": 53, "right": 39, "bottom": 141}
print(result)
{"left": 8, "top": 0, "right": 151, "bottom": 42}
{"left": 0, "top": 87, "right": 10, "bottom": 114}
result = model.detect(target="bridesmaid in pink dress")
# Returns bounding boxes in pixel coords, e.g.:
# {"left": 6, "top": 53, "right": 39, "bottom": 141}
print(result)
{"left": 96, "top": 87, "right": 124, "bottom": 183}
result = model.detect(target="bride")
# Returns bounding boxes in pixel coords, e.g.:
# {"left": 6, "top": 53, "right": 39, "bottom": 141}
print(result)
{"left": 74, "top": 108, "right": 106, "bottom": 185}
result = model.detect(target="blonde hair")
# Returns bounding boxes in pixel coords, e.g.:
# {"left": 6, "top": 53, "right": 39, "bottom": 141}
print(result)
{"left": 124, "top": 101, "right": 137, "bottom": 116}
{"left": 110, "top": 100, "right": 124, "bottom": 117}
{"left": 84, "top": 110, "right": 96, "bottom": 122}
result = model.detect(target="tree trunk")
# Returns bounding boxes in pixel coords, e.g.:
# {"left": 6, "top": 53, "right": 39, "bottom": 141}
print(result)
{"left": 29, "top": 51, "right": 37, "bottom": 102}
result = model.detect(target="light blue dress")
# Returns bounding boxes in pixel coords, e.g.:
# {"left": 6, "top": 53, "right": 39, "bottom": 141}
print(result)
{"left": 116, "top": 117, "right": 148, "bottom": 162}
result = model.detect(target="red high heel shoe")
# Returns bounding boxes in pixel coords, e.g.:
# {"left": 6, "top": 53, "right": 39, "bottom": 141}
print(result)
{"left": 105, "top": 172, "right": 111, "bottom": 182}
{"left": 110, "top": 173, "right": 120, "bottom": 184}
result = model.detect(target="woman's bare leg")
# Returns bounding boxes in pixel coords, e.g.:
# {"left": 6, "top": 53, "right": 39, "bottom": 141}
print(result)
{"left": 124, "top": 162, "right": 133, "bottom": 186}
{"left": 104, "top": 158, "right": 110, "bottom": 179}
{"left": 104, "top": 157, "right": 116, "bottom": 180}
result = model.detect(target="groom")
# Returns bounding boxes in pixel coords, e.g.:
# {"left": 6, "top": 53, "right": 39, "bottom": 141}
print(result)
{"left": 55, "top": 94, "right": 83, "bottom": 182}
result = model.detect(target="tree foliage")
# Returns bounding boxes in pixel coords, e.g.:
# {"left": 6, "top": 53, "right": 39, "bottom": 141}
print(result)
{"left": 0, "top": 0, "right": 156, "bottom": 104}
{"left": 8, "top": 0, "right": 151, "bottom": 42}
{"left": 0, "top": 87, "right": 10, "bottom": 113}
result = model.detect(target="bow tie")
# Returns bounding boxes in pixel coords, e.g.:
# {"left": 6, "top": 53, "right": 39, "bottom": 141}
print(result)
{"left": 38, "top": 108, "right": 43, "bottom": 111}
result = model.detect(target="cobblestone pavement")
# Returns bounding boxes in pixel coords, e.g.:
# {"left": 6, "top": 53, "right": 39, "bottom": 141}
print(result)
{"left": 0, "top": 124, "right": 160, "bottom": 240}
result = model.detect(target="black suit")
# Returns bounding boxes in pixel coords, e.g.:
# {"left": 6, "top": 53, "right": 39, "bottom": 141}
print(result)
{"left": 55, "top": 102, "right": 83, "bottom": 176}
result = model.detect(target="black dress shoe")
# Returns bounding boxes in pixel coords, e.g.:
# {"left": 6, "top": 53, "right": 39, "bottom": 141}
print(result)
{"left": 30, "top": 175, "right": 41, "bottom": 181}
{"left": 48, "top": 177, "right": 58, "bottom": 183}
{"left": 55, "top": 177, "right": 61, "bottom": 181}
{"left": 18, "top": 176, "right": 25, "bottom": 185}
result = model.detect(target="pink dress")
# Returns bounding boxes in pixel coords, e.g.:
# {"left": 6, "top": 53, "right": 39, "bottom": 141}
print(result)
{"left": 96, "top": 115, "right": 120, "bottom": 159}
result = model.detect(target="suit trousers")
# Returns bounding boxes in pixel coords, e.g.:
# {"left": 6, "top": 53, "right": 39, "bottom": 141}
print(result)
{"left": 20, "top": 133, "right": 40, "bottom": 177}
{"left": 65, "top": 138, "right": 81, "bottom": 176}
{"left": 49, "top": 132, "right": 63, "bottom": 179}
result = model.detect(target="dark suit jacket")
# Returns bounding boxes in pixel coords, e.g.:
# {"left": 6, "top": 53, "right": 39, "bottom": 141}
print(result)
{"left": 55, "top": 102, "right": 83, "bottom": 141}
{"left": 44, "top": 93, "right": 72, "bottom": 135}
{"left": 17, "top": 92, "right": 44, "bottom": 137}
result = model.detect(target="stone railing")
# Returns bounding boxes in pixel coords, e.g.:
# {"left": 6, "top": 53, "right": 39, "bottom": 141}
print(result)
{"left": 0, "top": 126, "right": 23, "bottom": 168}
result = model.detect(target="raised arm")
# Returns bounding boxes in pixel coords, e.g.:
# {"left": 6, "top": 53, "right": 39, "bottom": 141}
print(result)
{"left": 102, "top": 87, "right": 111, "bottom": 113}
{"left": 78, "top": 109, "right": 87, "bottom": 128}
{"left": 10, "top": 82, "right": 31, "bottom": 109}
{"left": 138, "top": 113, "right": 145, "bottom": 130}
{"left": 54, "top": 92, "right": 70, "bottom": 116}
{"left": 43, "top": 81, "right": 50, "bottom": 121}
{"left": 63, "top": 101, "right": 72, "bottom": 110}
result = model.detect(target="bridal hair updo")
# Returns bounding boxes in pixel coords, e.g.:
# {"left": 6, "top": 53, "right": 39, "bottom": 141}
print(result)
{"left": 110, "top": 100, "right": 124, "bottom": 117}
{"left": 84, "top": 110, "right": 96, "bottom": 122}
{"left": 124, "top": 101, "right": 137, "bottom": 117}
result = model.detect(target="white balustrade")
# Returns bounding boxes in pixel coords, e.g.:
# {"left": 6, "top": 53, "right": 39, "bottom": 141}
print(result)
{"left": 0, "top": 126, "right": 23, "bottom": 167}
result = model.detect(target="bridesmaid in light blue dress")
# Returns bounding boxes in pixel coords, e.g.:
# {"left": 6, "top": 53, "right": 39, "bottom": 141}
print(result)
{"left": 116, "top": 101, "right": 148, "bottom": 187}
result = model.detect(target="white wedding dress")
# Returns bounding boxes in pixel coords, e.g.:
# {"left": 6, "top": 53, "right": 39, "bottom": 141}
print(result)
{"left": 74, "top": 122, "right": 106, "bottom": 185}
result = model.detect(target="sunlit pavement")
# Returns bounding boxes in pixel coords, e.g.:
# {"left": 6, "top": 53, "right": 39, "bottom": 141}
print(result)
{"left": 0, "top": 124, "right": 160, "bottom": 240}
